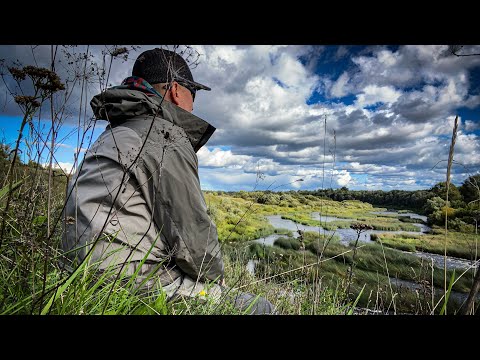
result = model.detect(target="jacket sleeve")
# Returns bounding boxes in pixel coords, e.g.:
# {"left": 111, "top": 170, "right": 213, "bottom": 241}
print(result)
{"left": 135, "top": 126, "right": 224, "bottom": 283}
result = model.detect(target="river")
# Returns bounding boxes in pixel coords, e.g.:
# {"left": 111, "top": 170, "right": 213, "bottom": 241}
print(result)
{"left": 246, "top": 210, "right": 479, "bottom": 312}
{"left": 248, "top": 211, "right": 477, "bottom": 274}
{"left": 371, "top": 211, "right": 428, "bottom": 223}
{"left": 263, "top": 214, "right": 430, "bottom": 246}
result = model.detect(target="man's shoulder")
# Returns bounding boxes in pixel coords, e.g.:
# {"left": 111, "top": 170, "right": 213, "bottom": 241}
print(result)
{"left": 86, "top": 125, "right": 143, "bottom": 168}
{"left": 87, "top": 115, "right": 195, "bottom": 169}
{"left": 129, "top": 115, "right": 197, "bottom": 155}
{"left": 115, "top": 114, "right": 189, "bottom": 142}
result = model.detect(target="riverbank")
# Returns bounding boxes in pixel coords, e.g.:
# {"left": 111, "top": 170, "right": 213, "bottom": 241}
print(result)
{"left": 242, "top": 208, "right": 476, "bottom": 314}
{"left": 241, "top": 232, "right": 475, "bottom": 314}
{"left": 204, "top": 192, "right": 391, "bottom": 242}
{"left": 371, "top": 230, "right": 479, "bottom": 260}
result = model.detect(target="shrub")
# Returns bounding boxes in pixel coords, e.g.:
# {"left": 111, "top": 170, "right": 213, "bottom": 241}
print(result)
{"left": 274, "top": 237, "right": 301, "bottom": 251}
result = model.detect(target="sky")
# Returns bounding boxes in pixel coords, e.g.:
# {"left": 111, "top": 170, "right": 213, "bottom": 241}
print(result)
{"left": 0, "top": 45, "right": 479, "bottom": 192}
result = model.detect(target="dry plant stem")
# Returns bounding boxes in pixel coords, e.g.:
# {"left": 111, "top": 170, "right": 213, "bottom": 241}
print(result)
{"left": 462, "top": 268, "right": 480, "bottom": 314}
{"left": 41, "top": 45, "right": 59, "bottom": 312}
{"left": 450, "top": 46, "right": 480, "bottom": 57}
{"left": 462, "top": 184, "right": 480, "bottom": 314}
{"left": 346, "top": 230, "right": 361, "bottom": 301}
{"left": 47, "top": 45, "right": 58, "bottom": 237}
{"left": 379, "top": 240, "right": 396, "bottom": 314}
{"left": 0, "top": 108, "right": 36, "bottom": 246}
{"left": 31, "top": 46, "right": 127, "bottom": 310}
{"left": 431, "top": 259, "right": 434, "bottom": 312}
{"left": 0, "top": 106, "right": 34, "bottom": 309}
{"left": 318, "top": 128, "right": 336, "bottom": 271}
{"left": 313, "top": 115, "right": 328, "bottom": 313}
{"left": 443, "top": 115, "right": 458, "bottom": 314}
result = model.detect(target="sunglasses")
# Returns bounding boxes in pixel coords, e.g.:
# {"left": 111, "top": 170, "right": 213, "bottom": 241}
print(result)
{"left": 161, "top": 78, "right": 196, "bottom": 101}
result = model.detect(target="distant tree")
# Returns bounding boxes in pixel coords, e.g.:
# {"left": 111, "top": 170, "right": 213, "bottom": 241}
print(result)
{"left": 424, "top": 196, "right": 456, "bottom": 225}
{"left": 424, "top": 196, "right": 445, "bottom": 214}
{"left": 459, "top": 174, "right": 480, "bottom": 207}
{"left": 430, "top": 181, "right": 463, "bottom": 207}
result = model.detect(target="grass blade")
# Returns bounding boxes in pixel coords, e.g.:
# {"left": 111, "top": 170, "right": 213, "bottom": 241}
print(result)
{"left": 40, "top": 260, "right": 88, "bottom": 315}
{"left": 347, "top": 284, "right": 365, "bottom": 315}
{"left": 440, "top": 269, "right": 455, "bottom": 315}
{"left": 0, "top": 179, "right": 24, "bottom": 201}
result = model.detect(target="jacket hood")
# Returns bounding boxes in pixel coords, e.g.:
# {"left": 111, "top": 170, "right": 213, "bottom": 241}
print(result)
{"left": 90, "top": 87, "right": 215, "bottom": 152}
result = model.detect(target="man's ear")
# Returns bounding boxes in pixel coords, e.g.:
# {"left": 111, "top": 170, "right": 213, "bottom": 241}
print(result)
{"left": 169, "top": 82, "right": 180, "bottom": 106}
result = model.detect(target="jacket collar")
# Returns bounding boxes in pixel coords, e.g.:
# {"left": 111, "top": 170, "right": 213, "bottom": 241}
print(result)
{"left": 93, "top": 76, "right": 216, "bottom": 152}
{"left": 157, "top": 99, "right": 216, "bottom": 153}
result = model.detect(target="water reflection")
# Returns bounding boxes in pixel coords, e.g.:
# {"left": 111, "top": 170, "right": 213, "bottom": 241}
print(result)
{"left": 264, "top": 214, "right": 430, "bottom": 246}
{"left": 251, "top": 213, "right": 474, "bottom": 272}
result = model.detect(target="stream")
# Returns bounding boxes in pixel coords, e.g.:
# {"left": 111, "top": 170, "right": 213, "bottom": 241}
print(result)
{"left": 262, "top": 214, "right": 431, "bottom": 247}
{"left": 247, "top": 211, "right": 477, "bottom": 274}
{"left": 245, "top": 210, "right": 479, "bottom": 312}
{"left": 371, "top": 211, "right": 428, "bottom": 223}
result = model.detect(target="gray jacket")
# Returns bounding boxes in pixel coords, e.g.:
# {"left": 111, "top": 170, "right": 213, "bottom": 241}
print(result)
{"left": 61, "top": 88, "right": 224, "bottom": 287}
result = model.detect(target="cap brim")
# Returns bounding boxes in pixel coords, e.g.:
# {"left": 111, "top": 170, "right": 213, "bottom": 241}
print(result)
{"left": 174, "top": 75, "right": 211, "bottom": 91}
{"left": 190, "top": 79, "right": 211, "bottom": 91}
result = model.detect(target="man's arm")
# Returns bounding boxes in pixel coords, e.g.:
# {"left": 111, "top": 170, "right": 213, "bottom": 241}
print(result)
{"left": 135, "top": 126, "right": 224, "bottom": 283}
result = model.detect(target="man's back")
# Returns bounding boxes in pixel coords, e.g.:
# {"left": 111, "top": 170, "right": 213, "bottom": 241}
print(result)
{"left": 61, "top": 87, "right": 223, "bottom": 291}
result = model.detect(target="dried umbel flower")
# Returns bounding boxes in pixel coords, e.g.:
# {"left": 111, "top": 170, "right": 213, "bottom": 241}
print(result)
{"left": 23, "top": 65, "right": 52, "bottom": 79}
{"left": 26, "top": 66, "right": 65, "bottom": 93}
{"left": 14, "top": 95, "right": 40, "bottom": 108}
{"left": 8, "top": 67, "right": 26, "bottom": 81}
{"left": 46, "top": 73, "right": 64, "bottom": 91}
{"left": 350, "top": 223, "right": 374, "bottom": 231}
{"left": 38, "top": 78, "right": 65, "bottom": 93}
{"left": 9, "top": 65, "right": 65, "bottom": 94}
{"left": 111, "top": 47, "right": 128, "bottom": 57}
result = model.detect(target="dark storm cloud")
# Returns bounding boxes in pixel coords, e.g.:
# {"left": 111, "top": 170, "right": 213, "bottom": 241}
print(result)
{"left": 0, "top": 45, "right": 141, "bottom": 122}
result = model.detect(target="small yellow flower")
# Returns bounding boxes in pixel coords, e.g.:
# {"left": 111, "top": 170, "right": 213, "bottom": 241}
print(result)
{"left": 198, "top": 290, "right": 207, "bottom": 297}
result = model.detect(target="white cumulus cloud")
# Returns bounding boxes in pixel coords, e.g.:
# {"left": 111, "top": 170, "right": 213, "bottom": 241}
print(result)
{"left": 197, "top": 147, "right": 251, "bottom": 167}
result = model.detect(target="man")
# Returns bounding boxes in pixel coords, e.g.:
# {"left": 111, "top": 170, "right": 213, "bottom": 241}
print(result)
{"left": 61, "top": 47, "right": 273, "bottom": 314}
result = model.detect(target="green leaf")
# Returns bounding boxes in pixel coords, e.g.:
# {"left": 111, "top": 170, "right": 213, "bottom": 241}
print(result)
{"left": 41, "top": 259, "right": 88, "bottom": 315}
{"left": 0, "top": 179, "right": 24, "bottom": 200}
{"left": 33, "top": 215, "right": 47, "bottom": 226}
{"left": 347, "top": 284, "right": 365, "bottom": 315}
{"left": 440, "top": 270, "right": 455, "bottom": 315}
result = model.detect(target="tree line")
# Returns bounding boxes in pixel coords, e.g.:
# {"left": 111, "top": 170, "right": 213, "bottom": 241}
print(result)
{"left": 211, "top": 174, "right": 480, "bottom": 233}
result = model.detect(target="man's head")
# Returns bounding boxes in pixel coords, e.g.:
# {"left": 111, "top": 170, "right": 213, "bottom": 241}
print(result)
{"left": 132, "top": 48, "right": 211, "bottom": 112}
